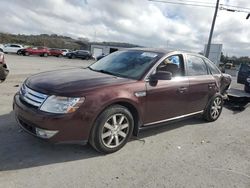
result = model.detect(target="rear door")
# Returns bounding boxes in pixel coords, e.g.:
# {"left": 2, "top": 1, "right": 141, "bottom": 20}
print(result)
{"left": 237, "top": 64, "right": 250, "bottom": 84}
{"left": 203, "top": 58, "right": 226, "bottom": 92}
{"left": 185, "top": 54, "right": 217, "bottom": 113}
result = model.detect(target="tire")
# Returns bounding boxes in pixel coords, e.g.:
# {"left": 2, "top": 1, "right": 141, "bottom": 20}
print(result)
{"left": 25, "top": 52, "right": 29, "bottom": 56}
{"left": 89, "top": 105, "right": 134, "bottom": 154}
{"left": 0, "top": 49, "right": 3, "bottom": 52}
{"left": 43, "top": 53, "right": 48, "bottom": 57}
{"left": 58, "top": 54, "right": 63, "bottom": 58}
{"left": 71, "top": 54, "right": 76, "bottom": 59}
{"left": 203, "top": 94, "right": 223, "bottom": 122}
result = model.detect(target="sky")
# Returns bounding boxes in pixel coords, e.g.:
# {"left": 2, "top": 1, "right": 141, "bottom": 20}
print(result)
{"left": 0, "top": 0, "right": 249, "bottom": 56}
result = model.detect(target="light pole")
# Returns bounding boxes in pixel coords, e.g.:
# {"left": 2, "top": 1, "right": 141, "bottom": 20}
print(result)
{"left": 205, "top": 0, "right": 220, "bottom": 58}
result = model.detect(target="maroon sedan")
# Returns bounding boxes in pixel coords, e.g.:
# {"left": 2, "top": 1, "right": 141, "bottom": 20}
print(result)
{"left": 0, "top": 52, "right": 9, "bottom": 82}
{"left": 13, "top": 48, "right": 231, "bottom": 153}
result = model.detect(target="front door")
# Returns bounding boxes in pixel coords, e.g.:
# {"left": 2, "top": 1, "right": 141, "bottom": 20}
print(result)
{"left": 144, "top": 54, "right": 190, "bottom": 125}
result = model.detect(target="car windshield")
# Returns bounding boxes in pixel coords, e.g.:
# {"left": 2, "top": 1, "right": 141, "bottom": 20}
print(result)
{"left": 89, "top": 50, "right": 161, "bottom": 80}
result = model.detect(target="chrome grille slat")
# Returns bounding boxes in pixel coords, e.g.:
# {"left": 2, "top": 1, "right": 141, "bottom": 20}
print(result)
{"left": 20, "top": 84, "right": 48, "bottom": 107}
{"left": 25, "top": 93, "right": 45, "bottom": 103}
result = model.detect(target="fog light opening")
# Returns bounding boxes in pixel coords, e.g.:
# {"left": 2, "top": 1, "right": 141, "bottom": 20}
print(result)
{"left": 35, "top": 128, "right": 58, "bottom": 139}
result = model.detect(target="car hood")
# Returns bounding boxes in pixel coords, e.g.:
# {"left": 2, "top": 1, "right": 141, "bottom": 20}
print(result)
{"left": 25, "top": 68, "right": 134, "bottom": 96}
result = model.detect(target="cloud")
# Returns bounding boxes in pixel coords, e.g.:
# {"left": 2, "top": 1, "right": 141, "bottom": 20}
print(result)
{"left": 0, "top": 0, "right": 249, "bottom": 56}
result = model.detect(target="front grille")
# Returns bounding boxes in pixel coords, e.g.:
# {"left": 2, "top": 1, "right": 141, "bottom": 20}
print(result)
{"left": 19, "top": 84, "right": 48, "bottom": 107}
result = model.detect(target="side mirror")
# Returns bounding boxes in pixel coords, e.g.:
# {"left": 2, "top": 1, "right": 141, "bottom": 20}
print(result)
{"left": 150, "top": 71, "right": 172, "bottom": 81}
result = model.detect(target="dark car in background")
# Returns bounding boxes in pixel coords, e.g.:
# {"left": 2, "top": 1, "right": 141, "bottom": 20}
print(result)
{"left": 13, "top": 48, "right": 231, "bottom": 153}
{"left": 66, "top": 50, "right": 93, "bottom": 60}
{"left": 49, "top": 48, "right": 63, "bottom": 57}
{"left": 0, "top": 52, "right": 9, "bottom": 82}
{"left": 96, "top": 53, "right": 107, "bottom": 61}
{"left": 237, "top": 63, "right": 250, "bottom": 93}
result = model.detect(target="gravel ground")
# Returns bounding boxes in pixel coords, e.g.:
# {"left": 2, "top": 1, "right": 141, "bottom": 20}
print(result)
{"left": 0, "top": 54, "right": 249, "bottom": 188}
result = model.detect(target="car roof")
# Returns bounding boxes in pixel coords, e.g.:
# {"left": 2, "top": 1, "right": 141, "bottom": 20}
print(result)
{"left": 128, "top": 47, "right": 171, "bottom": 54}
{"left": 126, "top": 47, "right": 204, "bottom": 57}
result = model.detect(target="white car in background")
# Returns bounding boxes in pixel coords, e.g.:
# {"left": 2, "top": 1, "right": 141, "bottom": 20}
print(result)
{"left": 0, "top": 44, "right": 24, "bottom": 54}
{"left": 61, "top": 49, "right": 71, "bottom": 56}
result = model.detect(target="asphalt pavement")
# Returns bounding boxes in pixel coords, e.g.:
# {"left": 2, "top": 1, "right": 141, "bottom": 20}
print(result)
{"left": 0, "top": 54, "right": 249, "bottom": 188}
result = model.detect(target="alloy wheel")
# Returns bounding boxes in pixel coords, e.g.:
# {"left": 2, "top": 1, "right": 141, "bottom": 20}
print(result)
{"left": 210, "top": 97, "right": 222, "bottom": 119}
{"left": 101, "top": 113, "right": 130, "bottom": 148}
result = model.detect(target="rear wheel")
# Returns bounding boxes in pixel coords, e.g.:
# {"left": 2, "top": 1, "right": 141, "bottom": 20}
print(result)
{"left": 203, "top": 95, "right": 223, "bottom": 122}
{"left": 89, "top": 105, "right": 134, "bottom": 154}
{"left": 25, "top": 52, "right": 29, "bottom": 56}
{"left": 43, "top": 53, "right": 48, "bottom": 57}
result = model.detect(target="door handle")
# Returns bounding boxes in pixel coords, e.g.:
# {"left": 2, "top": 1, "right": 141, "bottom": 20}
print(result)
{"left": 208, "top": 83, "right": 216, "bottom": 89}
{"left": 178, "top": 87, "right": 188, "bottom": 94}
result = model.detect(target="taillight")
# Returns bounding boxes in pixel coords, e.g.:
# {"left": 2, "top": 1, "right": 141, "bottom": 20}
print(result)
{"left": 0, "top": 53, "right": 4, "bottom": 64}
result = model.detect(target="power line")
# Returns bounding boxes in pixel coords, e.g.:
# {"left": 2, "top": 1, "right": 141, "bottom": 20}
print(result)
{"left": 221, "top": 4, "right": 250, "bottom": 12}
{"left": 171, "top": 0, "right": 216, "bottom": 5}
{"left": 149, "top": 0, "right": 250, "bottom": 12}
{"left": 148, "top": 0, "right": 215, "bottom": 8}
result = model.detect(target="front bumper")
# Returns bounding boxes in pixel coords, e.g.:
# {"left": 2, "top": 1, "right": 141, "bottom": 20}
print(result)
{"left": 13, "top": 94, "right": 90, "bottom": 144}
{"left": 0, "top": 64, "right": 9, "bottom": 81}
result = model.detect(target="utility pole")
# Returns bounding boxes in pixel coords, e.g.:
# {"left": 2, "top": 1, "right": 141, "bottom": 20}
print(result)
{"left": 205, "top": 0, "right": 220, "bottom": 58}
{"left": 246, "top": 13, "right": 250, "bottom": 19}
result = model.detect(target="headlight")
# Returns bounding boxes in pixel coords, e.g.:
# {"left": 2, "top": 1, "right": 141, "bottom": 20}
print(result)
{"left": 40, "top": 96, "right": 85, "bottom": 114}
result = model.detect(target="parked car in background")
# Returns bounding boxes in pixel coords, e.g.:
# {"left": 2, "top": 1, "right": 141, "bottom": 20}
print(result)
{"left": 49, "top": 48, "right": 63, "bottom": 57}
{"left": 66, "top": 50, "right": 93, "bottom": 60}
{"left": 61, "top": 49, "right": 71, "bottom": 56}
{"left": 237, "top": 63, "right": 250, "bottom": 93}
{"left": 96, "top": 53, "right": 107, "bottom": 61}
{"left": 0, "top": 44, "right": 23, "bottom": 54}
{"left": 225, "top": 63, "right": 233, "bottom": 69}
{"left": 0, "top": 52, "right": 9, "bottom": 82}
{"left": 14, "top": 48, "right": 231, "bottom": 153}
{"left": 22, "top": 47, "right": 50, "bottom": 57}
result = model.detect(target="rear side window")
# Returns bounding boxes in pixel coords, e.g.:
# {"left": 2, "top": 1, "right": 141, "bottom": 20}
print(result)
{"left": 240, "top": 64, "right": 250, "bottom": 73}
{"left": 186, "top": 55, "right": 208, "bottom": 76}
{"left": 204, "top": 59, "right": 221, "bottom": 74}
{"left": 10, "top": 45, "right": 20, "bottom": 48}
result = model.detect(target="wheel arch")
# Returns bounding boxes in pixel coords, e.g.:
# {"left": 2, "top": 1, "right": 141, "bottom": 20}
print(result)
{"left": 91, "top": 100, "right": 142, "bottom": 137}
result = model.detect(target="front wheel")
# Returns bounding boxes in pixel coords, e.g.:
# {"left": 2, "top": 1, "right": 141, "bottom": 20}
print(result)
{"left": 89, "top": 105, "right": 134, "bottom": 154}
{"left": 203, "top": 95, "right": 223, "bottom": 122}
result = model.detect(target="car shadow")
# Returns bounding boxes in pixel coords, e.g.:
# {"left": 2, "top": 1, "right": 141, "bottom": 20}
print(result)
{"left": 224, "top": 101, "right": 249, "bottom": 114}
{"left": 0, "top": 111, "right": 206, "bottom": 171}
{"left": 0, "top": 111, "right": 99, "bottom": 171}
{"left": 135, "top": 116, "right": 206, "bottom": 140}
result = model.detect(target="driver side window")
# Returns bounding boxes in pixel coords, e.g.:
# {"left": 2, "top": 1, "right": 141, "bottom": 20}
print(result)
{"left": 156, "top": 54, "right": 184, "bottom": 77}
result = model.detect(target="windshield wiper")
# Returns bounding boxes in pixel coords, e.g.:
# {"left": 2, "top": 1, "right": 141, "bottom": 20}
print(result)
{"left": 87, "top": 66, "right": 94, "bottom": 71}
{"left": 97, "top": 69, "right": 117, "bottom": 76}
{"left": 88, "top": 67, "right": 126, "bottom": 78}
